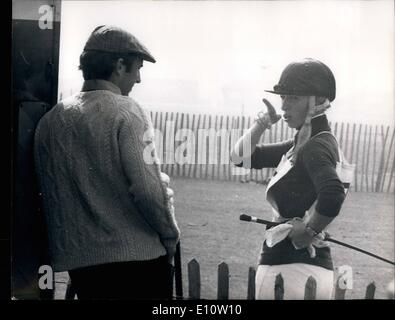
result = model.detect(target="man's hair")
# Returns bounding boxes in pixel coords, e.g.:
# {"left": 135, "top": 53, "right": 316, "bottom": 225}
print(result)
{"left": 79, "top": 50, "right": 137, "bottom": 80}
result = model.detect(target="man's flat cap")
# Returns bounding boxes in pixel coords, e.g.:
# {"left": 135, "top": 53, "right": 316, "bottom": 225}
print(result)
{"left": 84, "top": 25, "right": 156, "bottom": 63}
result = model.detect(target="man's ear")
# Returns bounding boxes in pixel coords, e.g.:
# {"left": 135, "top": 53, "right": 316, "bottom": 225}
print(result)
{"left": 114, "top": 58, "right": 125, "bottom": 75}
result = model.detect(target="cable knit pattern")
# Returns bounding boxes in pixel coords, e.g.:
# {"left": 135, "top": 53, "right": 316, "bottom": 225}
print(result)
{"left": 34, "top": 80, "right": 180, "bottom": 272}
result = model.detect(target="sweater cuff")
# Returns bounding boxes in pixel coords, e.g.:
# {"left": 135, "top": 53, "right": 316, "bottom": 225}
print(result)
{"left": 161, "top": 238, "right": 179, "bottom": 258}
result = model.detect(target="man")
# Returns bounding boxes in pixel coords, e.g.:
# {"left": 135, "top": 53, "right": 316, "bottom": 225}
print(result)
{"left": 34, "top": 25, "right": 180, "bottom": 300}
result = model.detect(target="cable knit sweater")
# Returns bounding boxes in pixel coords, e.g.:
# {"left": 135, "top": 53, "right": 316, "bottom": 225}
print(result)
{"left": 34, "top": 80, "right": 180, "bottom": 272}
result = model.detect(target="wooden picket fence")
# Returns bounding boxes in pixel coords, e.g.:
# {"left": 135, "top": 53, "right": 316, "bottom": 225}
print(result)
{"left": 63, "top": 258, "right": 377, "bottom": 300}
{"left": 148, "top": 111, "right": 395, "bottom": 193}
{"left": 184, "top": 259, "right": 377, "bottom": 300}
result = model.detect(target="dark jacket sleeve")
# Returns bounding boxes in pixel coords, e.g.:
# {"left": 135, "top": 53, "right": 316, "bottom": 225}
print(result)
{"left": 234, "top": 139, "right": 294, "bottom": 169}
{"left": 301, "top": 136, "right": 346, "bottom": 217}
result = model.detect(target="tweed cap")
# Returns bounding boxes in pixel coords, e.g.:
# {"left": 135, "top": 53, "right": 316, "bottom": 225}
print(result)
{"left": 265, "top": 58, "right": 336, "bottom": 101}
{"left": 84, "top": 25, "right": 156, "bottom": 63}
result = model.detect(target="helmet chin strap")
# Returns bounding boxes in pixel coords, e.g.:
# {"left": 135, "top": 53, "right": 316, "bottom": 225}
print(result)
{"left": 309, "top": 96, "right": 331, "bottom": 119}
{"left": 292, "top": 96, "right": 331, "bottom": 163}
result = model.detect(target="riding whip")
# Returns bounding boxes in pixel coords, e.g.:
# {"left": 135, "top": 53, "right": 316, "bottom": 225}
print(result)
{"left": 240, "top": 213, "right": 395, "bottom": 266}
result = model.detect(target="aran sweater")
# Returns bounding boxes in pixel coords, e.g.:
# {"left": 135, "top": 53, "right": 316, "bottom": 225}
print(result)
{"left": 34, "top": 80, "right": 180, "bottom": 272}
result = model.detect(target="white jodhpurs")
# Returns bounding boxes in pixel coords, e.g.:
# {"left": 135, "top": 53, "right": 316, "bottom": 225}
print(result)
{"left": 255, "top": 263, "right": 334, "bottom": 300}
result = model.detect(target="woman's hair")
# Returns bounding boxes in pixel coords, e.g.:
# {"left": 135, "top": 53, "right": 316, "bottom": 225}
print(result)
{"left": 79, "top": 50, "right": 137, "bottom": 80}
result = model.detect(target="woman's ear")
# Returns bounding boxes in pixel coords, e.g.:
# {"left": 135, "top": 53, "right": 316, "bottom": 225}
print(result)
{"left": 315, "top": 96, "right": 326, "bottom": 105}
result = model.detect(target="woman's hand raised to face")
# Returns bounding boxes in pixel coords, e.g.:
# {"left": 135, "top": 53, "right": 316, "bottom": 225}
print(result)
{"left": 255, "top": 99, "right": 282, "bottom": 129}
{"left": 262, "top": 98, "right": 282, "bottom": 124}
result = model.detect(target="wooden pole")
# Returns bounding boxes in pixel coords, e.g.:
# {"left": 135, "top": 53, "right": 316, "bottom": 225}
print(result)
{"left": 380, "top": 127, "right": 395, "bottom": 191}
{"left": 334, "top": 275, "right": 346, "bottom": 300}
{"left": 339, "top": 122, "right": 344, "bottom": 150}
{"left": 344, "top": 122, "right": 350, "bottom": 160}
{"left": 354, "top": 124, "right": 362, "bottom": 192}
{"left": 225, "top": 115, "right": 230, "bottom": 181}
{"left": 304, "top": 276, "right": 317, "bottom": 300}
{"left": 371, "top": 125, "right": 378, "bottom": 192}
{"left": 212, "top": 115, "right": 218, "bottom": 180}
{"left": 365, "top": 125, "right": 372, "bottom": 192}
{"left": 188, "top": 259, "right": 201, "bottom": 299}
{"left": 217, "top": 262, "right": 229, "bottom": 300}
{"left": 365, "top": 282, "right": 376, "bottom": 299}
{"left": 386, "top": 156, "right": 395, "bottom": 193}
{"left": 360, "top": 124, "right": 368, "bottom": 192}
{"left": 247, "top": 267, "right": 256, "bottom": 300}
{"left": 274, "top": 273, "right": 284, "bottom": 300}
{"left": 193, "top": 114, "right": 201, "bottom": 179}
{"left": 375, "top": 126, "right": 389, "bottom": 191}
{"left": 188, "top": 114, "right": 196, "bottom": 178}
{"left": 171, "top": 112, "right": 179, "bottom": 177}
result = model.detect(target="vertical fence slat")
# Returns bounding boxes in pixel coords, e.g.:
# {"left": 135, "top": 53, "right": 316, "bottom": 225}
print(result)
{"left": 65, "top": 279, "right": 76, "bottom": 300}
{"left": 224, "top": 115, "right": 230, "bottom": 181}
{"left": 158, "top": 111, "right": 165, "bottom": 172}
{"left": 205, "top": 115, "right": 210, "bottom": 179}
{"left": 216, "top": 115, "right": 223, "bottom": 180}
{"left": 339, "top": 122, "right": 344, "bottom": 149}
{"left": 171, "top": 112, "right": 179, "bottom": 177}
{"left": 178, "top": 113, "right": 185, "bottom": 177}
{"left": 163, "top": 112, "right": 169, "bottom": 174}
{"left": 188, "top": 259, "right": 201, "bottom": 299}
{"left": 212, "top": 115, "right": 218, "bottom": 179}
{"left": 198, "top": 114, "right": 207, "bottom": 179}
{"left": 365, "top": 125, "right": 372, "bottom": 192}
{"left": 217, "top": 262, "right": 229, "bottom": 300}
{"left": 334, "top": 276, "right": 346, "bottom": 300}
{"left": 360, "top": 124, "right": 368, "bottom": 191}
{"left": 386, "top": 157, "right": 395, "bottom": 193}
{"left": 182, "top": 113, "right": 189, "bottom": 178}
{"left": 236, "top": 116, "right": 242, "bottom": 182}
{"left": 354, "top": 124, "right": 362, "bottom": 192}
{"left": 192, "top": 114, "right": 200, "bottom": 179}
{"left": 375, "top": 126, "right": 389, "bottom": 191}
{"left": 247, "top": 267, "right": 256, "bottom": 300}
{"left": 344, "top": 122, "right": 350, "bottom": 160}
{"left": 304, "top": 276, "right": 317, "bottom": 300}
{"left": 371, "top": 125, "right": 378, "bottom": 192}
{"left": 365, "top": 282, "right": 376, "bottom": 299}
{"left": 350, "top": 123, "right": 356, "bottom": 163}
{"left": 380, "top": 127, "right": 395, "bottom": 191}
{"left": 229, "top": 116, "right": 235, "bottom": 181}
{"left": 274, "top": 273, "right": 284, "bottom": 300}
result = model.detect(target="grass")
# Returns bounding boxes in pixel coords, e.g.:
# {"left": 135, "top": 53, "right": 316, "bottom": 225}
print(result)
{"left": 55, "top": 176, "right": 394, "bottom": 299}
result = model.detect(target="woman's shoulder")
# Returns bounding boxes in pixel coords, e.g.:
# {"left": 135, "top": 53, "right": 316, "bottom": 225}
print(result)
{"left": 301, "top": 131, "right": 339, "bottom": 162}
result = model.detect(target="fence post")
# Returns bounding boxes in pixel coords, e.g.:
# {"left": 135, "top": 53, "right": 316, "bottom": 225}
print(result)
{"left": 372, "top": 125, "right": 378, "bottom": 192}
{"left": 304, "top": 276, "right": 317, "bottom": 300}
{"left": 365, "top": 282, "right": 376, "bottom": 299}
{"left": 247, "top": 267, "right": 256, "bottom": 300}
{"left": 334, "top": 275, "right": 346, "bottom": 300}
{"left": 381, "top": 127, "right": 395, "bottom": 192}
{"left": 188, "top": 259, "right": 201, "bottom": 299}
{"left": 217, "top": 262, "right": 229, "bottom": 300}
{"left": 354, "top": 124, "right": 362, "bottom": 192}
{"left": 274, "top": 273, "right": 284, "bottom": 300}
{"left": 376, "top": 127, "right": 387, "bottom": 190}
{"left": 65, "top": 278, "right": 76, "bottom": 300}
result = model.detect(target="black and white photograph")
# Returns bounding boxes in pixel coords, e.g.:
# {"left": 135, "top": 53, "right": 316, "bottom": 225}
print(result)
{"left": 10, "top": 0, "right": 394, "bottom": 306}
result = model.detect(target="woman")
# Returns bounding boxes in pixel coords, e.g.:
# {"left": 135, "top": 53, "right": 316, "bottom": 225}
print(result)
{"left": 231, "top": 58, "right": 346, "bottom": 299}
